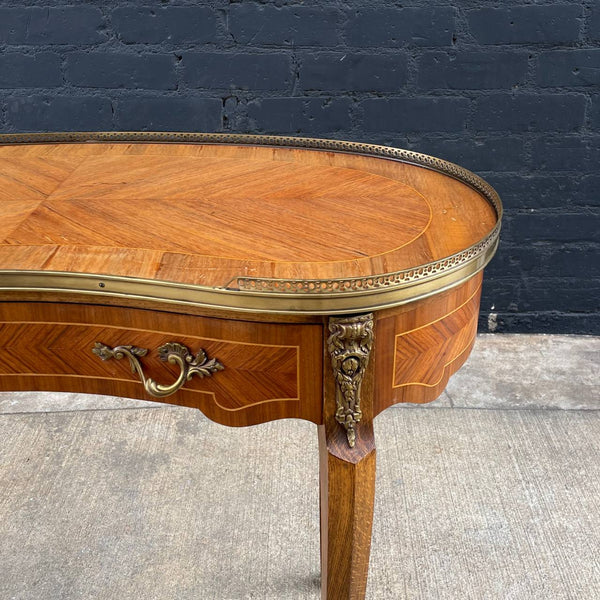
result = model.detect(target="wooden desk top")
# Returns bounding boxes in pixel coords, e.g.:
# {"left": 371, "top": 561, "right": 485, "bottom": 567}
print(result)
{"left": 0, "top": 133, "right": 501, "bottom": 314}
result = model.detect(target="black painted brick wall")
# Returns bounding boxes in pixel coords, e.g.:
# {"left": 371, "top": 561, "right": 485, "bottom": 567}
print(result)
{"left": 0, "top": 1, "right": 598, "bottom": 334}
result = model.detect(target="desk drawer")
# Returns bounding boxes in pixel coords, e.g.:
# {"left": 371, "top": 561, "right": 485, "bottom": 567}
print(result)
{"left": 0, "top": 302, "right": 323, "bottom": 426}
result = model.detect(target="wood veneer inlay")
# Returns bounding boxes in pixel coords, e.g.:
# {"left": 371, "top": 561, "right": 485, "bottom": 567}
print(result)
{"left": 0, "top": 139, "right": 498, "bottom": 296}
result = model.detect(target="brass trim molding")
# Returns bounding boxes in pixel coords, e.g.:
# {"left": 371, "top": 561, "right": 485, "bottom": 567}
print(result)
{"left": 233, "top": 226, "right": 498, "bottom": 294}
{"left": 327, "top": 313, "right": 374, "bottom": 447}
{"left": 0, "top": 237, "right": 496, "bottom": 314}
{"left": 0, "top": 132, "right": 502, "bottom": 314}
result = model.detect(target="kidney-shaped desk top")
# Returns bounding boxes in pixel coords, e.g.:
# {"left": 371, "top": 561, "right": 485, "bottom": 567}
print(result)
{"left": 0, "top": 132, "right": 501, "bottom": 599}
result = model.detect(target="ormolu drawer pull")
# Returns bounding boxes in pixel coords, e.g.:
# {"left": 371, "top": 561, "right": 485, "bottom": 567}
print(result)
{"left": 92, "top": 341, "right": 224, "bottom": 398}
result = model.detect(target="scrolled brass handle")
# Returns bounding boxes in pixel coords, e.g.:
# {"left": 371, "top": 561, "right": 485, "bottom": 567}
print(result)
{"left": 92, "top": 341, "right": 224, "bottom": 398}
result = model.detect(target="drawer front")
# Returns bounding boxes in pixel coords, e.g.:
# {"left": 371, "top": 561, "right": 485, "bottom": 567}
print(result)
{"left": 0, "top": 302, "right": 323, "bottom": 427}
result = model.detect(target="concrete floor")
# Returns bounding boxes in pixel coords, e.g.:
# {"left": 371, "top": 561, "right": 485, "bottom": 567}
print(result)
{"left": 0, "top": 334, "right": 598, "bottom": 599}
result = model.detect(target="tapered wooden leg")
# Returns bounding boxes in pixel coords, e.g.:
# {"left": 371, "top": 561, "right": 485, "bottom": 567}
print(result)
{"left": 320, "top": 313, "right": 376, "bottom": 600}
{"left": 319, "top": 421, "right": 376, "bottom": 600}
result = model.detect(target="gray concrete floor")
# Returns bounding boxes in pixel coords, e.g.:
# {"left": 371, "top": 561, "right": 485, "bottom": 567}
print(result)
{"left": 0, "top": 334, "right": 598, "bottom": 599}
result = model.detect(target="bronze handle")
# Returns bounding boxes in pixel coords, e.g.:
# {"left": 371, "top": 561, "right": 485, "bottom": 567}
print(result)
{"left": 92, "top": 341, "right": 224, "bottom": 398}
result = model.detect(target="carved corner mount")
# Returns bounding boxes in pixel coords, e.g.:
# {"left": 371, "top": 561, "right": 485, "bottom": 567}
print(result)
{"left": 327, "top": 313, "right": 374, "bottom": 448}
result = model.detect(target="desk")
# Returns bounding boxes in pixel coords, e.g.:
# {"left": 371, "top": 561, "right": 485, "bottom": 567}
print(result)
{"left": 0, "top": 132, "right": 501, "bottom": 599}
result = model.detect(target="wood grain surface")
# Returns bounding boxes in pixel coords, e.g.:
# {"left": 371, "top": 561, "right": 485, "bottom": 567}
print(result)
{"left": 0, "top": 141, "right": 497, "bottom": 287}
{"left": 0, "top": 302, "right": 323, "bottom": 427}
{"left": 374, "top": 273, "right": 483, "bottom": 414}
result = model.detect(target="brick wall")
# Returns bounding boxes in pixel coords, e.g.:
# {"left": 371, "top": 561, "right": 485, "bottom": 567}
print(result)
{"left": 0, "top": 1, "right": 598, "bottom": 334}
